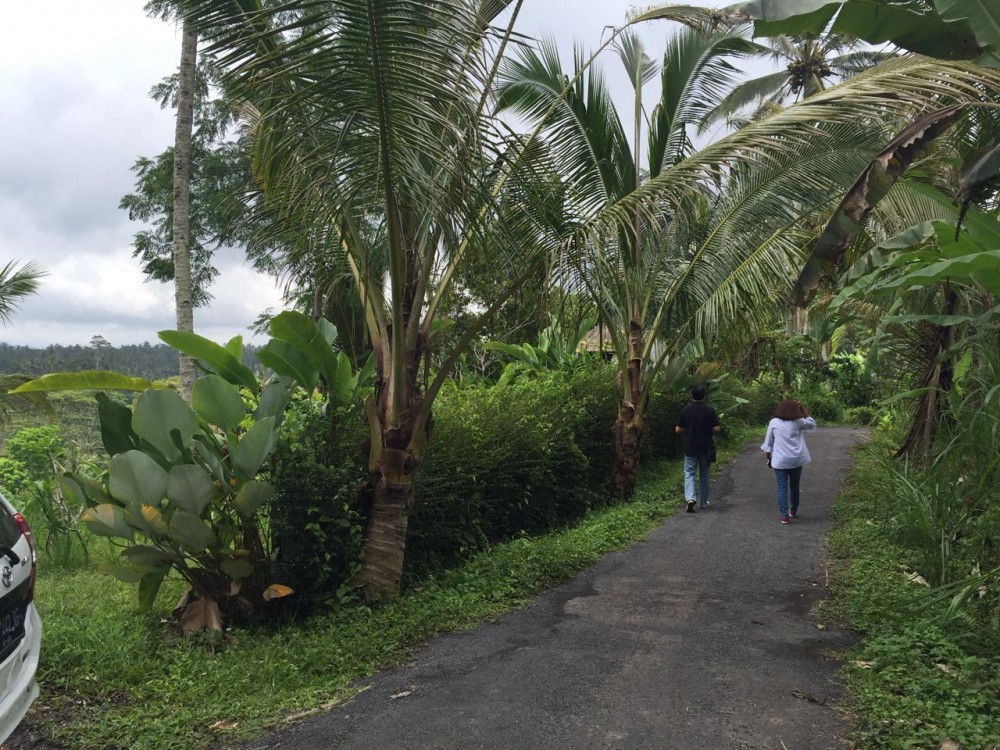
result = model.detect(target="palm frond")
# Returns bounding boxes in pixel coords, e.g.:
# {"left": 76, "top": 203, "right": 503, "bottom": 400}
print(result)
{"left": 0, "top": 260, "right": 45, "bottom": 326}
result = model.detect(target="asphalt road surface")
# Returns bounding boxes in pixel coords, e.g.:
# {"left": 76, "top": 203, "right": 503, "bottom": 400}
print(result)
{"left": 246, "top": 427, "right": 866, "bottom": 750}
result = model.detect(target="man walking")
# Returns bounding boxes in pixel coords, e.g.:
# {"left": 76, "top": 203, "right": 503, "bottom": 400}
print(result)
{"left": 675, "top": 384, "right": 721, "bottom": 512}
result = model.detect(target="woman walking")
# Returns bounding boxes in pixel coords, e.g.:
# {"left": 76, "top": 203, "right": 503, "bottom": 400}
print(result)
{"left": 761, "top": 399, "right": 817, "bottom": 524}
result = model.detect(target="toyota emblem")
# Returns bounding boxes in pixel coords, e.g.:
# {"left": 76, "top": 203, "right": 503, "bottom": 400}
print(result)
{"left": 1, "top": 565, "right": 11, "bottom": 589}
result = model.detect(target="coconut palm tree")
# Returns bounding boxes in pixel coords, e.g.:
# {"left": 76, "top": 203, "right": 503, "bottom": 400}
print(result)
{"left": 174, "top": 0, "right": 1000, "bottom": 599}
{"left": 703, "top": 33, "right": 893, "bottom": 128}
{"left": 0, "top": 260, "right": 48, "bottom": 427}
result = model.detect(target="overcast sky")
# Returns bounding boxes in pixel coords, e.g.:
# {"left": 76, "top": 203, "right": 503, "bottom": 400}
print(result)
{"left": 0, "top": 0, "right": 722, "bottom": 348}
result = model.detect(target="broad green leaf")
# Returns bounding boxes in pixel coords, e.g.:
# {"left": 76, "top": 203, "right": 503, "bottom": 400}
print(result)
{"left": 57, "top": 475, "right": 86, "bottom": 508}
{"left": 81, "top": 504, "right": 133, "bottom": 540}
{"left": 878, "top": 221, "right": 936, "bottom": 251}
{"left": 329, "top": 351, "right": 356, "bottom": 405}
{"left": 718, "top": 0, "right": 983, "bottom": 60}
{"left": 191, "top": 433, "right": 227, "bottom": 483}
{"left": 191, "top": 375, "right": 247, "bottom": 432}
{"left": 232, "top": 417, "right": 275, "bottom": 480}
{"left": 268, "top": 311, "right": 340, "bottom": 392}
{"left": 122, "top": 545, "right": 178, "bottom": 567}
{"left": 124, "top": 504, "right": 170, "bottom": 538}
{"left": 132, "top": 389, "right": 199, "bottom": 462}
{"left": 168, "top": 510, "right": 216, "bottom": 551}
{"left": 109, "top": 451, "right": 168, "bottom": 506}
{"left": 316, "top": 317, "right": 337, "bottom": 346}
{"left": 254, "top": 379, "right": 292, "bottom": 422}
{"left": 257, "top": 339, "right": 317, "bottom": 392}
{"left": 482, "top": 341, "right": 532, "bottom": 361}
{"left": 78, "top": 475, "right": 111, "bottom": 507}
{"left": 881, "top": 250, "right": 1000, "bottom": 293}
{"left": 158, "top": 330, "right": 258, "bottom": 391}
{"left": 138, "top": 571, "right": 167, "bottom": 613}
{"left": 221, "top": 558, "right": 255, "bottom": 580}
{"left": 233, "top": 480, "right": 275, "bottom": 518}
{"left": 96, "top": 392, "right": 139, "bottom": 456}
{"left": 224, "top": 335, "right": 244, "bottom": 360}
{"left": 11, "top": 371, "right": 156, "bottom": 394}
{"left": 96, "top": 563, "right": 146, "bottom": 584}
{"left": 166, "top": 464, "right": 217, "bottom": 515}
{"left": 934, "top": 0, "right": 1000, "bottom": 66}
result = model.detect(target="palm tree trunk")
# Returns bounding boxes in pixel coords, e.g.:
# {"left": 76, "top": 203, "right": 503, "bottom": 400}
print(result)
{"left": 172, "top": 19, "right": 198, "bottom": 400}
{"left": 610, "top": 320, "right": 645, "bottom": 500}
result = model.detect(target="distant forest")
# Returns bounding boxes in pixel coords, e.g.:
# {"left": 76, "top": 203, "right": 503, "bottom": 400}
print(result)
{"left": 0, "top": 341, "right": 260, "bottom": 380}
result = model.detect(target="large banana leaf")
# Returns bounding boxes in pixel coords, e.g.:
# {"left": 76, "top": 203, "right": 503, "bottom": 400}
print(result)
{"left": 268, "top": 311, "right": 341, "bottom": 391}
{"left": 712, "top": 0, "right": 992, "bottom": 64}
{"left": 256, "top": 339, "right": 317, "bottom": 393}
{"left": 231, "top": 416, "right": 275, "bottom": 480}
{"left": 11, "top": 371, "right": 156, "bottom": 393}
{"left": 158, "top": 330, "right": 258, "bottom": 391}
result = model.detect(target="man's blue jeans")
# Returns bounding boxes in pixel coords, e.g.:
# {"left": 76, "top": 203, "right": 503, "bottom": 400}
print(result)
{"left": 683, "top": 454, "right": 711, "bottom": 507}
{"left": 773, "top": 465, "right": 803, "bottom": 518}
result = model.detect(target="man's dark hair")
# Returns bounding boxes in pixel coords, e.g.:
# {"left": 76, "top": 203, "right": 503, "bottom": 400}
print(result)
{"left": 691, "top": 384, "right": 707, "bottom": 402}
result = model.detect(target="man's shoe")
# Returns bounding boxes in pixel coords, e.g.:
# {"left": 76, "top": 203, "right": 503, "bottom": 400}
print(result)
{"left": 780, "top": 516, "right": 790, "bottom": 524}
{"left": 686, "top": 500, "right": 696, "bottom": 513}
{"left": 789, "top": 509, "right": 797, "bottom": 518}
{"left": 700, "top": 501, "right": 710, "bottom": 509}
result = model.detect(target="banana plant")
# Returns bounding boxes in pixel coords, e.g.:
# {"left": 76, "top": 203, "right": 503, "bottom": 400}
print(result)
{"left": 63, "top": 380, "right": 288, "bottom": 632}
{"left": 483, "top": 314, "right": 597, "bottom": 381}
{"left": 14, "top": 311, "right": 362, "bottom": 630}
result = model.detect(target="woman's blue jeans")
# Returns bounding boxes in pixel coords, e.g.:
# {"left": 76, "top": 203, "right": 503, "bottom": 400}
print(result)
{"left": 773, "top": 465, "right": 803, "bottom": 518}
{"left": 684, "top": 454, "right": 711, "bottom": 507}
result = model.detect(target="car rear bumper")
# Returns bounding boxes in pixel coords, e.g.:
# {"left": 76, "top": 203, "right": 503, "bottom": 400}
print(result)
{"left": 0, "top": 603, "right": 41, "bottom": 744}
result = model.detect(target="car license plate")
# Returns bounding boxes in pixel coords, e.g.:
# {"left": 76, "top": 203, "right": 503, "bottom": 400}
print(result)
{"left": 0, "top": 604, "right": 26, "bottom": 661}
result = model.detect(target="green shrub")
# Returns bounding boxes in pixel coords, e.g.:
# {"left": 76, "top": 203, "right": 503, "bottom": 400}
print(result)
{"left": 268, "top": 397, "right": 367, "bottom": 610}
{"left": 405, "top": 363, "right": 617, "bottom": 580}
{"left": 830, "top": 430, "right": 1000, "bottom": 749}
{"left": 4, "top": 425, "right": 63, "bottom": 479}
{"left": 0, "top": 456, "right": 30, "bottom": 499}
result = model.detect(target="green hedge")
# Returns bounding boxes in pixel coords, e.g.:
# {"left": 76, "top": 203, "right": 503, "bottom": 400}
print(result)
{"left": 405, "top": 363, "right": 618, "bottom": 579}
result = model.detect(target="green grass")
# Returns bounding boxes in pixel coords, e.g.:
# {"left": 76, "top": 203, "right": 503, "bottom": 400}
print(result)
{"left": 827, "top": 433, "right": 1000, "bottom": 750}
{"left": 24, "top": 433, "right": 751, "bottom": 750}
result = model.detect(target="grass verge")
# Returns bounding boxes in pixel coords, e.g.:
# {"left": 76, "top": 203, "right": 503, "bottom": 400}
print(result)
{"left": 827, "top": 432, "right": 1000, "bottom": 749}
{"left": 20, "top": 431, "right": 752, "bottom": 750}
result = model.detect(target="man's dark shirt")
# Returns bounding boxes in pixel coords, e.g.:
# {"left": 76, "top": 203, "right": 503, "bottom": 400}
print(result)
{"left": 676, "top": 401, "right": 719, "bottom": 457}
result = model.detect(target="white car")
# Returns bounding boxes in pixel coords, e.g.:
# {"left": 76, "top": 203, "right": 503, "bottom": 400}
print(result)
{"left": 0, "top": 492, "right": 40, "bottom": 744}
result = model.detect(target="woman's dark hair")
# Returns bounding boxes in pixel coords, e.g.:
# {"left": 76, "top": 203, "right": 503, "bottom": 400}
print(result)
{"left": 774, "top": 399, "right": 807, "bottom": 420}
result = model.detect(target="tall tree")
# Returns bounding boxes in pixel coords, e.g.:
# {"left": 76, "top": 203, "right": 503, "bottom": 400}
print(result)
{"left": 140, "top": 1, "right": 200, "bottom": 398}
{"left": 172, "top": 18, "right": 199, "bottom": 398}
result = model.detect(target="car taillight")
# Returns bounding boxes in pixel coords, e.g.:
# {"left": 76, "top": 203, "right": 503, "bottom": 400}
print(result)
{"left": 13, "top": 513, "right": 36, "bottom": 603}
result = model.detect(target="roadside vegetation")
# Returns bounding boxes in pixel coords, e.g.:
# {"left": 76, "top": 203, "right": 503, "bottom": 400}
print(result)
{"left": 1, "top": 1, "right": 998, "bottom": 749}
{"left": 828, "top": 347, "right": 1000, "bottom": 749}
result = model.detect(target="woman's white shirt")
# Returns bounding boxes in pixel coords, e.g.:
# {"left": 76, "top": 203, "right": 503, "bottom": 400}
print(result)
{"left": 761, "top": 417, "right": 817, "bottom": 469}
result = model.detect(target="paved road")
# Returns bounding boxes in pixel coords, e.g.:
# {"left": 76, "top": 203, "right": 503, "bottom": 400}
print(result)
{"left": 246, "top": 427, "right": 865, "bottom": 750}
